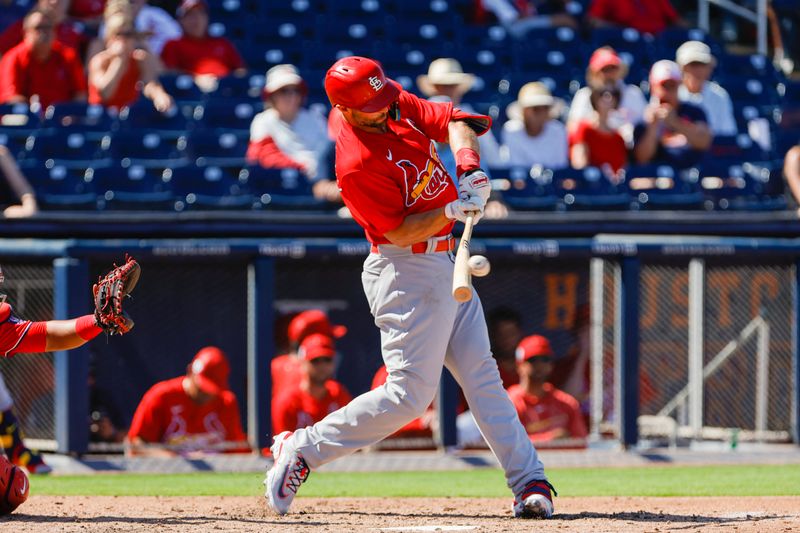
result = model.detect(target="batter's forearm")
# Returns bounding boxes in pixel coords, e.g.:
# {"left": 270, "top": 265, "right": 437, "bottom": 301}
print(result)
{"left": 448, "top": 120, "right": 480, "bottom": 155}
{"left": 383, "top": 208, "right": 450, "bottom": 247}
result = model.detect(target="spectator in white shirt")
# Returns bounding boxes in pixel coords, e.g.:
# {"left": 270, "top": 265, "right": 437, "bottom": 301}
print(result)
{"left": 567, "top": 47, "right": 646, "bottom": 147}
{"left": 89, "top": 0, "right": 181, "bottom": 58}
{"left": 501, "top": 82, "right": 568, "bottom": 170}
{"left": 675, "top": 40, "right": 738, "bottom": 136}
{"left": 417, "top": 58, "right": 503, "bottom": 171}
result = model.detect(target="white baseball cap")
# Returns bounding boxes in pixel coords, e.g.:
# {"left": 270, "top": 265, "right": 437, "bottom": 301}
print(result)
{"left": 676, "top": 41, "right": 716, "bottom": 67}
{"left": 649, "top": 60, "right": 682, "bottom": 86}
{"left": 263, "top": 64, "right": 306, "bottom": 97}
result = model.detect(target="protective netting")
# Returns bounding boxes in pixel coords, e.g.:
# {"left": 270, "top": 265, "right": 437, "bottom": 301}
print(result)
{"left": 0, "top": 262, "right": 55, "bottom": 442}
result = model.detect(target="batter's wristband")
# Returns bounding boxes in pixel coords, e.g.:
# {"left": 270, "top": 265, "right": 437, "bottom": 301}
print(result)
{"left": 455, "top": 148, "right": 481, "bottom": 178}
{"left": 76, "top": 314, "right": 102, "bottom": 340}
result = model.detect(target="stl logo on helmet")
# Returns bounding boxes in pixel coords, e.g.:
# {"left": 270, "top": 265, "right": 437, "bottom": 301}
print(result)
{"left": 397, "top": 143, "right": 449, "bottom": 207}
{"left": 368, "top": 76, "right": 383, "bottom": 92}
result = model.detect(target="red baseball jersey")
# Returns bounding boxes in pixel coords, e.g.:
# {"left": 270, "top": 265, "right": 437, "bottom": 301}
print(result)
{"left": 271, "top": 380, "right": 352, "bottom": 434}
{"left": 128, "top": 376, "right": 248, "bottom": 453}
{"left": 161, "top": 36, "right": 244, "bottom": 77}
{"left": 507, "top": 383, "right": 588, "bottom": 442}
{"left": 332, "top": 87, "right": 489, "bottom": 245}
{"left": 0, "top": 303, "right": 32, "bottom": 357}
{"left": 0, "top": 40, "right": 87, "bottom": 109}
{"left": 270, "top": 353, "right": 304, "bottom": 397}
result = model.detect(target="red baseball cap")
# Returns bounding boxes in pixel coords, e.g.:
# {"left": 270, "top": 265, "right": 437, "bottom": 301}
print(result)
{"left": 589, "top": 47, "right": 622, "bottom": 72}
{"left": 176, "top": 0, "right": 207, "bottom": 17}
{"left": 190, "top": 346, "right": 230, "bottom": 396}
{"left": 287, "top": 309, "right": 347, "bottom": 343}
{"left": 325, "top": 56, "right": 401, "bottom": 112}
{"left": 515, "top": 335, "right": 554, "bottom": 362}
{"left": 298, "top": 333, "right": 336, "bottom": 361}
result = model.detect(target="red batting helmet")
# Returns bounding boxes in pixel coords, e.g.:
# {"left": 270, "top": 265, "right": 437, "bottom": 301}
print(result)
{"left": 325, "top": 56, "right": 400, "bottom": 112}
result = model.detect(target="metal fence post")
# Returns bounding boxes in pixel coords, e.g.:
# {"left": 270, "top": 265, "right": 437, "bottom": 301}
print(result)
{"left": 589, "top": 258, "right": 605, "bottom": 440}
{"left": 794, "top": 260, "right": 800, "bottom": 445}
{"left": 688, "top": 259, "right": 705, "bottom": 440}
{"left": 53, "top": 257, "right": 90, "bottom": 455}
{"left": 248, "top": 257, "right": 274, "bottom": 451}
{"left": 620, "top": 256, "right": 640, "bottom": 447}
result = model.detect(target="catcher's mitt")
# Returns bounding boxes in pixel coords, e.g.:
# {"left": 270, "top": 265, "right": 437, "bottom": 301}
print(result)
{"left": 93, "top": 256, "right": 140, "bottom": 335}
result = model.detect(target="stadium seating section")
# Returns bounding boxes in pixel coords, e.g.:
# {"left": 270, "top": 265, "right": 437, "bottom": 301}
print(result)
{"left": 0, "top": 0, "right": 794, "bottom": 212}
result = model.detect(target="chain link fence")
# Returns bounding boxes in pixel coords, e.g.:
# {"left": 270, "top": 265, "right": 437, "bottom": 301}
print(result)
{"left": 0, "top": 261, "right": 55, "bottom": 445}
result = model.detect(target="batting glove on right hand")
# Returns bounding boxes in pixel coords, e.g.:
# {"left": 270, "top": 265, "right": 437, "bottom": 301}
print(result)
{"left": 445, "top": 195, "right": 486, "bottom": 224}
{"left": 458, "top": 169, "right": 491, "bottom": 205}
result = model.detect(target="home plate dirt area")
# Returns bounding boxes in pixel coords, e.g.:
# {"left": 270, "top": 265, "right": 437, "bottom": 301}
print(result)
{"left": 4, "top": 496, "right": 800, "bottom": 532}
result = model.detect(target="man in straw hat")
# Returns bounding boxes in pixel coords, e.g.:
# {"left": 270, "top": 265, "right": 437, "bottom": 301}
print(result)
{"left": 501, "top": 81, "right": 568, "bottom": 170}
{"left": 567, "top": 46, "right": 646, "bottom": 147}
{"left": 675, "top": 40, "right": 737, "bottom": 136}
{"left": 417, "top": 58, "right": 502, "bottom": 171}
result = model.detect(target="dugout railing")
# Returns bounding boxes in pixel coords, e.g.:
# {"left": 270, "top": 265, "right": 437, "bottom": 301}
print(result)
{"left": 0, "top": 235, "right": 798, "bottom": 455}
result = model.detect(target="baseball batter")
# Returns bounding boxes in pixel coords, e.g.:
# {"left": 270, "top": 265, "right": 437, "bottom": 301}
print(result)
{"left": 265, "top": 56, "right": 555, "bottom": 519}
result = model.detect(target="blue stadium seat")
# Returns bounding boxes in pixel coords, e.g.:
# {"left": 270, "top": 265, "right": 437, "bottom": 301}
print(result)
{"left": 24, "top": 164, "right": 98, "bottom": 210}
{"left": 327, "top": 0, "right": 393, "bottom": 16}
{"left": 25, "top": 131, "right": 110, "bottom": 169}
{"left": 553, "top": 166, "right": 633, "bottom": 210}
{"left": 716, "top": 53, "right": 783, "bottom": 83}
{"left": 706, "top": 134, "right": 768, "bottom": 163}
{"left": 241, "top": 165, "right": 327, "bottom": 209}
{"left": 0, "top": 132, "right": 28, "bottom": 161}
{"left": 451, "top": 45, "right": 513, "bottom": 76}
{"left": 184, "top": 130, "right": 249, "bottom": 167}
{"left": 512, "top": 41, "right": 585, "bottom": 73}
{"left": 388, "top": 19, "right": 458, "bottom": 46}
{"left": 192, "top": 99, "right": 258, "bottom": 133}
{"left": 207, "top": 18, "right": 250, "bottom": 41}
{"left": 392, "top": 0, "right": 453, "bottom": 19}
{"left": 0, "top": 103, "right": 41, "bottom": 142}
{"left": 699, "top": 162, "right": 786, "bottom": 211}
{"left": 42, "top": 103, "right": 117, "bottom": 139}
{"left": 165, "top": 165, "right": 254, "bottom": 210}
{"left": 118, "top": 99, "right": 193, "bottom": 137}
{"left": 256, "top": 0, "right": 320, "bottom": 20}
{"left": 211, "top": 74, "right": 265, "bottom": 101}
{"left": 104, "top": 130, "right": 189, "bottom": 168}
{"left": 87, "top": 165, "right": 175, "bottom": 210}
{"left": 492, "top": 166, "right": 561, "bottom": 211}
{"left": 371, "top": 45, "right": 436, "bottom": 74}
{"left": 317, "top": 16, "right": 387, "bottom": 45}
{"left": 625, "top": 164, "right": 705, "bottom": 210}
{"left": 157, "top": 74, "right": 205, "bottom": 104}
{"left": 720, "top": 76, "right": 780, "bottom": 107}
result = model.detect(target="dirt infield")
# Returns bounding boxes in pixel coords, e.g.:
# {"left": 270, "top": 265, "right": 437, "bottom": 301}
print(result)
{"left": 3, "top": 496, "right": 799, "bottom": 532}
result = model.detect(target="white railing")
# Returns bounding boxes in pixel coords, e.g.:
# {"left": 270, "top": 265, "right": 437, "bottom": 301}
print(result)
{"left": 698, "top": 0, "right": 768, "bottom": 56}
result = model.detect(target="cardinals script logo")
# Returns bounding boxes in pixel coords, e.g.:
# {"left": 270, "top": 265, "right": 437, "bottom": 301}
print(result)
{"left": 396, "top": 143, "right": 449, "bottom": 207}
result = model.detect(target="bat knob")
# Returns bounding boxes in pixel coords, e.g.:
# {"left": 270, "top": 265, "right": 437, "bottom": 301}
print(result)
{"left": 453, "top": 286, "right": 472, "bottom": 302}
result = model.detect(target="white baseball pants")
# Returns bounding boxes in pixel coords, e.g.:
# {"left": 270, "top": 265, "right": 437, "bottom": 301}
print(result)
{"left": 290, "top": 243, "right": 547, "bottom": 495}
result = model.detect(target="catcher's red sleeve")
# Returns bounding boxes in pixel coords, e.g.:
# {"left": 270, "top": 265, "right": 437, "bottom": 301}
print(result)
{"left": 13, "top": 321, "right": 46, "bottom": 354}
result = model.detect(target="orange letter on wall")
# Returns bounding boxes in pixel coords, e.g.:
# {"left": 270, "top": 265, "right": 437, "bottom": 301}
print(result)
{"left": 544, "top": 273, "right": 578, "bottom": 329}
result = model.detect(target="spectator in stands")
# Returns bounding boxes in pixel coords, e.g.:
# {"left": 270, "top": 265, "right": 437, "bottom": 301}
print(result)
{"left": 501, "top": 82, "right": 568, "bottom": 170}
{"left": 508, "top": 334, "right": 587, "bottom": 442}
{"left": 87, "top": 10, "right": 174, "bottom": 111}
{"left": 271, "top": 334, "right": 352, "bottom": 435}
{"left": 68, "top": 0, "right": 106, "bottom": 28}
{"left": 161, "top": 0, "right": 245, "bottom": 92}
{"left": 587, "top": 0, "right": 685, "bottom": 35}
{"left": 784, "top": 144, "right": 800, "bottom": 214}
{"left": 675, "top": 41, "right": 737, "bottom": 136}
{"left": 88, "top": 0, "right": 181, "bottom": 58}
{"left": 0, "top": 0, "right": 85, "bottom": 55}
{"left": 0, "top": 9, "right": 87, "bottom": 109}
{"left": 417, "top": 58, "right": 503, "bottom": 171}
{"left": 247, "top": 64, "right": 337, "bottom": 203}
{"left": 0, "top": 146, "right": 38, "bottom": 218}
{"left": 271, "top": 309, "right": 347, "bottom": 398}
{"left": 487, "top": 306, "right": 523, "bottom": 390}
{"left": 371, "top": 364, "right": 436, "bottom": 441}
{"left": 480, "top": 0, "right": 577, "bottom": 38}
{"left": 633, "top": 60, "right": 712, "bottom": 168}
{"left": 569, "top": 87, "right": 628, "bottom": 177}
{"left": 126, "top": 346, "right": 250, "bottom": 456}
{"left": 567, "top": 47, "right": 646, "bottom": 147}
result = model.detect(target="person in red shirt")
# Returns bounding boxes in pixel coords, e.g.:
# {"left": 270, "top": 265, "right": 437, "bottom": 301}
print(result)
{"left": 161, "top": 0, "right": 245, "bottom": 91}
{"left": 587, "top": 0, "right": 685, "bottom": 35}
{"left": 0, "top": 261, "right": 137, "bottom": 473}
{"left": 0, "top": 9, "right": 87, "bottom": 109}
{"left": 0, "top": 0, "right": 87, "bottom": 55}
{"left": 569, "top": 86, "right": 628, "bottom": 178}
{"left": 271, "top": 309, "right": 347, "bottom": 398}
{"left": 265, "top": 56, "right": 556, "bottom": 520}
{"left": 508, "top": 335, "right": 588, "bottom": 443}
{"left": 271, "top": 334, "right": 352, "bottom": 435}
{"left": 88, "top": 10, "right": 173, "bottom": 111}
{"left": 127, "top": 346, "right": 250, "bottom": 456}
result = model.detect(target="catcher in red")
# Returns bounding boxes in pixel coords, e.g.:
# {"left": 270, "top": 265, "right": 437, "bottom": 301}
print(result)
{"left": 0, "top": 453, "right": 30, "bottom": 516}
{"left": 0, "top": 256, "right": 140, "bottom": 357}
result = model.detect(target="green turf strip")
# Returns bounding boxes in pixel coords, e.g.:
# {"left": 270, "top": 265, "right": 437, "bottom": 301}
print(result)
{"left": 29, "top": 465, "right": 800, "bottom": 498}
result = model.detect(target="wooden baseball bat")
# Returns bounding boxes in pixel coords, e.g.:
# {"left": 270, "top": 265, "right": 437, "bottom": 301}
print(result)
{"left": 452, "top": 214, "right": 475, "bottom": 302}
